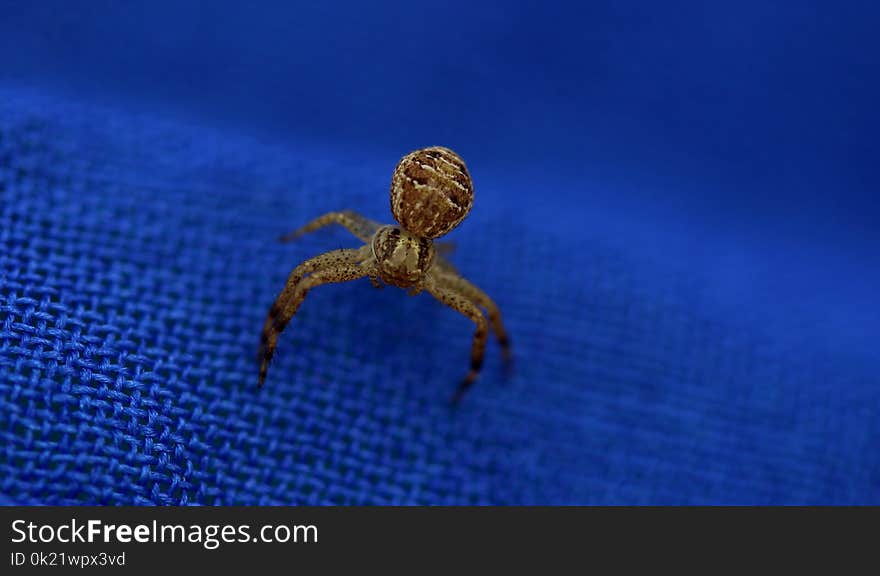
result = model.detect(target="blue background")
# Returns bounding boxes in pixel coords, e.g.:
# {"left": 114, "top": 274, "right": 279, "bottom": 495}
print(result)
{"left": 1, "top": 1, "right": 878, "bottom": 504}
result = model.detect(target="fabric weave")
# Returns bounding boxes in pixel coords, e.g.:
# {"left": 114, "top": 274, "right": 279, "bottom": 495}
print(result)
{"left": 1, "top": 89, "right": 877, "bottom": 505}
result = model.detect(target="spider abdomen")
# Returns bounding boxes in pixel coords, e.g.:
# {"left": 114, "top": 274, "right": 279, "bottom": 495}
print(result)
{"left": 371, "top": 226, "right": 435, "bottom": 288}
{"left": 390, "top": 146, "right": 474, "bottom": 239}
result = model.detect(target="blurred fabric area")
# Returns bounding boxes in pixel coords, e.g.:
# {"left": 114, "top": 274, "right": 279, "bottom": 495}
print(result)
{"left": 1, "top": 1, "right": 878, "bottom": 504}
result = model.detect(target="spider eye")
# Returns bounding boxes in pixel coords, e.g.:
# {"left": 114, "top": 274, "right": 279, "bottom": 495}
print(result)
{"left": 390, "top": 146, "right": 474, "bottom": 238}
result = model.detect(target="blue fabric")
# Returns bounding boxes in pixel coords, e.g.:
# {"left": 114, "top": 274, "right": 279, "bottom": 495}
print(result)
{"left": 1, "top": 2, "right": 879, "bottom": 505}
{"left": 1, "top": 88, "right": 877, "bottom": 505}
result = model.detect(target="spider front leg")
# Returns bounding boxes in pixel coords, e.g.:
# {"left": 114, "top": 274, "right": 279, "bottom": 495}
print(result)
{"left": 259, "top": 246, "right": 372, "bottom": 387}
{"left": 433, "top": 270, "right": 512, "bottom": 367}
{"left": 426, "top": 279, "right": 489, "bottom": 404}
{"left": 279, "top": 210, "right": 382, "bottom": 244}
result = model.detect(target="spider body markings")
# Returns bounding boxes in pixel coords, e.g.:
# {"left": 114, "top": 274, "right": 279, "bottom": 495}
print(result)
{"left": 259, "top": 146, "right": 511, "bottom": 403}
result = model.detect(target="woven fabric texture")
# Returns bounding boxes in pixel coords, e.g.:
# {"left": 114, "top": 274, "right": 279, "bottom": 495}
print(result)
{"left": 1, "top": 89, "right": 878, "bottom": 505}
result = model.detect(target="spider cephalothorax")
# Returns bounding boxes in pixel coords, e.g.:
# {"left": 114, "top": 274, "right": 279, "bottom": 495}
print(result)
{"left": 259, "top": 146, "right": 511, "bottom": 403}
{"left": 371, "top": 225, "right": 435, "bottom": 289}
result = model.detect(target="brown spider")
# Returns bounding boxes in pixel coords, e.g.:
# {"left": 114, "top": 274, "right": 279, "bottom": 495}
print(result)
{"left": 258, "top": 146, "right": 511, "bottom": 403}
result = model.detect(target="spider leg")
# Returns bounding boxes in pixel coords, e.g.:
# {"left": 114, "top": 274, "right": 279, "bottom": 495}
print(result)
{"left": 425, "top": 279, "right": 489, "bottom": 404}
{"left": 433, "top": 253, "right": 460, "bottom": 276}
{"left": 259, "top": 246, "right": 372, "bottom": 387}
{"left": 435, "top": 241, "right": 456, "bottom": 256}
{"left": 279, "top": 210, "right": 383, "bottom": 244}
{"left": 432, "top": 269, "right": 512, "bottom": 367}
{"left": 428, "top": 242, "right": 459, "bottom": 276}
{"left": 260, "top": 246, "right": 370, "bottom": 345}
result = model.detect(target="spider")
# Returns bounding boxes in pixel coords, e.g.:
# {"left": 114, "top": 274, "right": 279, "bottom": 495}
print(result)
{"left": 258, "top": 146, "right": 511, "bottom": 403}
